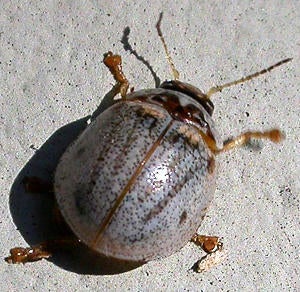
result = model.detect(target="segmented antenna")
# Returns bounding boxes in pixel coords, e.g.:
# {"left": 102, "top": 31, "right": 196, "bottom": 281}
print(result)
{"left": 156, "top": 12, "right": 180, "bottom": 80}
{"left": 206, "top": 58, "right": 292, "bottom": 98}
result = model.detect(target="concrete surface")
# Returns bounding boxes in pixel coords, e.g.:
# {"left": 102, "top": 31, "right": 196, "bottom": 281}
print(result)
{"left": 1, "top": 1, "right": 299, "bottom": 291}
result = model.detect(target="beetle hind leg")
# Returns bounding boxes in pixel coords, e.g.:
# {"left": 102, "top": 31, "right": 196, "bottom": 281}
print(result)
{"left": 5, "top": 245, "right": 51, "bottom": 264}
{"left": 5, "top": 238, "right": 81, "bottom": 264}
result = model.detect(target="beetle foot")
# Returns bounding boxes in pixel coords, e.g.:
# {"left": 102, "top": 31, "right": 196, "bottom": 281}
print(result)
{"left": 192, "top": 247, "right": 228, "bottom": 273}
{"left": 5, "top": 246, "right": 51, "bottom": 264}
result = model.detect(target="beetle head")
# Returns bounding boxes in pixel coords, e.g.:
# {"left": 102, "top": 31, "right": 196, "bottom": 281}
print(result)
{"left": 160, "top": 80, "right": 214, "bottom": 116}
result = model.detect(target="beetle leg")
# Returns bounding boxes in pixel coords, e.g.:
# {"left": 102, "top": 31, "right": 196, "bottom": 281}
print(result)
{"left": 191, "top": 234, "right": 222, "bottom": 253}
{"left": 206, "top": 58, "right": 292, "bottom": 98}
{"left": 5, "top": 238, "right": 81, "bottom": 264}
{"left": 197, "top": 128, "right": 284, "bottom": 155}
{"left": 191, "top": 234, "right": 227, "bottom": 273}
{"left": 103, "top": 51, "right": 129, "bottom": 99}
{"left": 5, "top": 245, "right": 51, "bottom": 264}
{"left": 216, "top": 129, "right": 284, "bottom": 154}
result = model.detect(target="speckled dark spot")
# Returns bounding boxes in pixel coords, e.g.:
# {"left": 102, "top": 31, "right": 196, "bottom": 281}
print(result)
{"left": 172, "top": 133, "right": 180, "bottom": 144}
{"left": 207, "top": 156, "right": 215, "bottom": 174}
{"left": 200, "top": 214, "right": 206, "bottom": 221}
{"left": 76, "top": 147, "right": 86, "bottom": 157}
{"left": 148, "top": 118, "right": 158, "bottom": 132}
{"left": 201, "top": 206, "right": 209, "bottom": 214}
{"left": 145, "top": 191, "right": 176, "bottom": 222}
{"left": 179, "top": 211, "right": 187, "bottom": 225}
{"left": 138, "top": 197, "right": 145, "bottom": 203}
{"left": 74, "top": 185, "right": 87, "bottom": 216}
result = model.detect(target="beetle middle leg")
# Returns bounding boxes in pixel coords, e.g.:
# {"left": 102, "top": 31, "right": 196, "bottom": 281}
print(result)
{"left": 103, "top": 51, "right": 129, "bottom": 99}
{"left": 197, "top": 128, "right": 284, "bottom": 155}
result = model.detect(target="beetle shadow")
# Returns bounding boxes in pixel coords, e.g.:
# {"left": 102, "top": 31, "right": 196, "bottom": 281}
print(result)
{"left": 8, "top": 84, "right": 144, "bottom": 275}
{"left": 121, "top": 26, "right": 161, "bottom": 88}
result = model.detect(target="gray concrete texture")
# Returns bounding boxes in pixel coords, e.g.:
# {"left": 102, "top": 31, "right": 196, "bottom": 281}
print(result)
{"left": 0, "top": 1, "right": 299, "bottom": 291}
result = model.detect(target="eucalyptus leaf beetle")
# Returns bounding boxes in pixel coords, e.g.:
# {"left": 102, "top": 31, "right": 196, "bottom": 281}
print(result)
{"left": 5, "top": 13, "right": 291, "bottom": 271}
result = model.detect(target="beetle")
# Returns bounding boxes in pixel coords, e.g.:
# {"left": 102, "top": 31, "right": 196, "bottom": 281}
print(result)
{"left": 5, "top": 13, "right": 291, "bottom": 270}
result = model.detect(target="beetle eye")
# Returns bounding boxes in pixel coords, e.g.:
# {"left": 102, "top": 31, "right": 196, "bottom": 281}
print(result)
{"left": 202, "top": 99, "right": 214, "bottom": 116}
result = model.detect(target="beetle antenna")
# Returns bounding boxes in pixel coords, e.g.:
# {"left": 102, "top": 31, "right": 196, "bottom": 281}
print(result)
{"left": 206, "top": 58, "right": 292, "bottom": 98}
{"left": 156, "top": 12, "right": 180, "bottom": 80}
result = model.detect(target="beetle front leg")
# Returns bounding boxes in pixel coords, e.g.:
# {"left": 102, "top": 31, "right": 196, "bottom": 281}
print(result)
{"left": 103, "top": 51, "right": 129, "bottom": 99}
